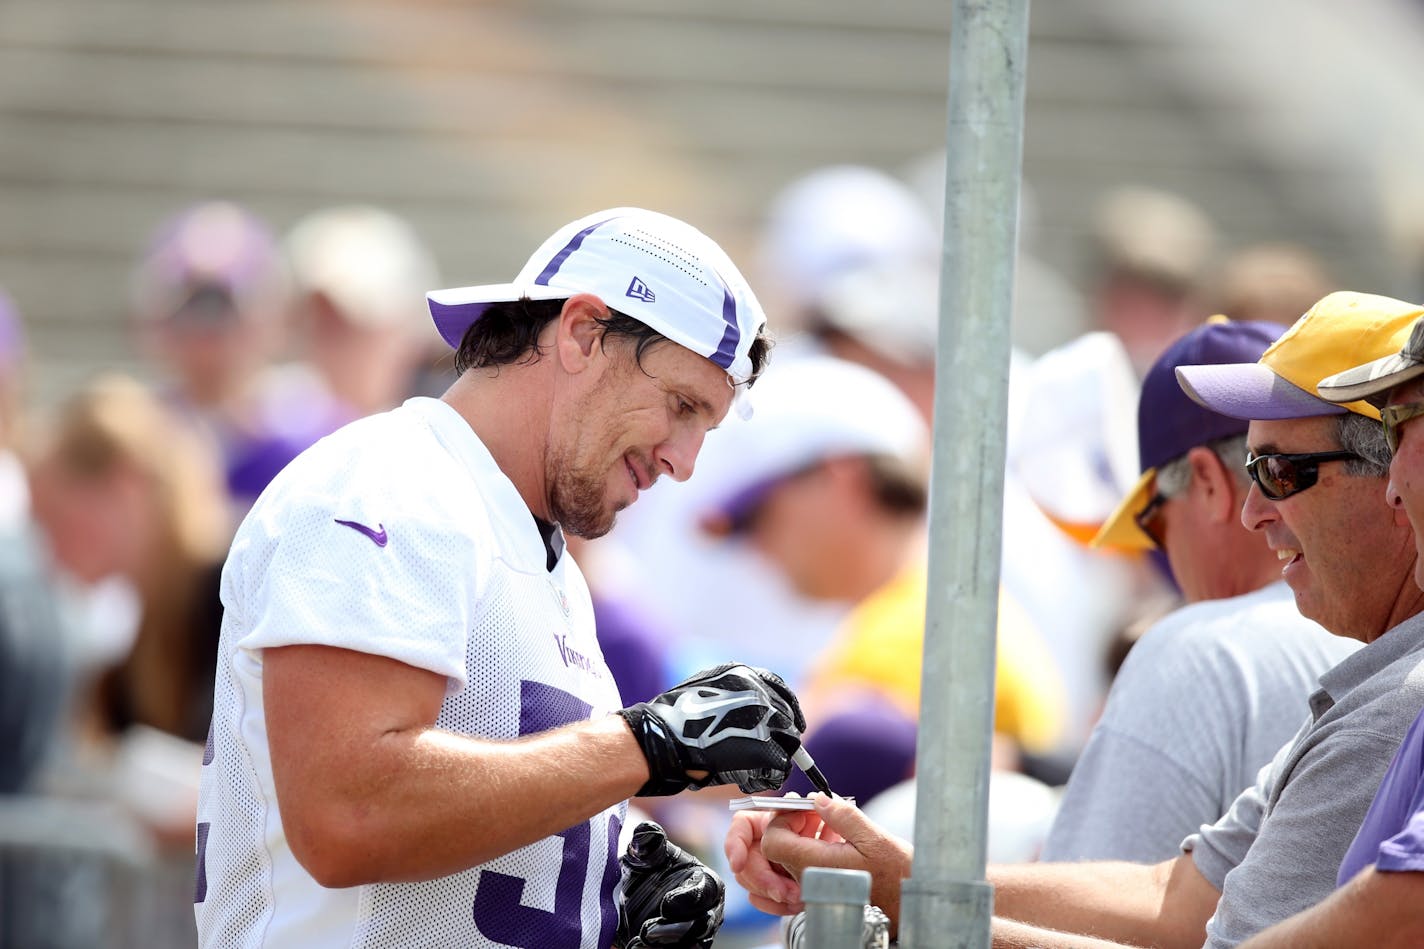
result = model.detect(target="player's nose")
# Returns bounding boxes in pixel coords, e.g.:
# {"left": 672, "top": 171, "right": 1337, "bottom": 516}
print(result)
{"left": 656, "top": 428, "right": 707, "bottom": 483}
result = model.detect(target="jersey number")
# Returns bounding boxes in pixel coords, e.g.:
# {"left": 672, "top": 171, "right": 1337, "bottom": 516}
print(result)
{"left": 470, "top": 680, "right": 622, "bottom": 948}
{"left": 195, "top": 720, "right": 216, "bottom": 903}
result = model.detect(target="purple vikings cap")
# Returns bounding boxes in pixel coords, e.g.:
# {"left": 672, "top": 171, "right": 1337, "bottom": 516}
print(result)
{"left": 1093, "top": 317, "right": 1286, "bottom": 550}
{"left": 426, "top": 208, "right": 768, "bottom": 418}
{"left": 131, "top": 201, "right": 286, "bottom": 325}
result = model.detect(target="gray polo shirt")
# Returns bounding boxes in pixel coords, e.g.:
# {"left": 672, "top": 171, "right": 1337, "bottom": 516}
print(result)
{"left": 1183, "top": 610, "right": 1424, "bottom": 947}
{"left": 1042, "top": 582, "right": 1357, "bottom": 864}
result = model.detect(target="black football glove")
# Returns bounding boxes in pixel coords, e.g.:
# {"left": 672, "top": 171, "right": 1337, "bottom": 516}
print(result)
{"left": 617, "top": 662, "right": 807, "bottom": 796}
{"left": 615, "top": 821, "right": 724, "bottom": 949}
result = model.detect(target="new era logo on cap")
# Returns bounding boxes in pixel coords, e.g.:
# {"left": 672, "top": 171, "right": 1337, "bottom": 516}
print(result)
{"left": 626, "top": 276, "right": 656, "bottom": 304}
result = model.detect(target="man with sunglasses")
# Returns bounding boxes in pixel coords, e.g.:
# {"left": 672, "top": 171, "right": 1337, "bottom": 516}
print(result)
{"left": 727, "top": 291, "right": 1424, "bottom": 949}
{"left": 1232, "top": 312, "right": 1424, "bottom": 947}
{"left": 1041, "top": 318, "right": 1356, "bottom": 865}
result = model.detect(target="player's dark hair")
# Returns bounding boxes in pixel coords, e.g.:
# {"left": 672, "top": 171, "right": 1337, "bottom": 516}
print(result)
{"left": 454, "top": 297, "right": 774, "bottom": 385}
{"left": 744, "top": 328, "right": 774, "bottom": 386}
{"left": 453, "top": 298, "right": 562, "bottom": 374}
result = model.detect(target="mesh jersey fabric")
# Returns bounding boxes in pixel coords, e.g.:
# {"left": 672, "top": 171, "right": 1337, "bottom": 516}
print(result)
{"left": 194, "top": 397, "right": 626, "bottom": 948}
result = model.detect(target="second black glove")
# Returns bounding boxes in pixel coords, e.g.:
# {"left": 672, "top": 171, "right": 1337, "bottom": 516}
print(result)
{"left": 615, "top": 821, "right": 724, "bottom": 949}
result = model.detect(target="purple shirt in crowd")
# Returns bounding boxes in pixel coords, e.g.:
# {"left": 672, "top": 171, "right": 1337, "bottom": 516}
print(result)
{"left": 590, "top": 594, "right": 673, "bottom": 706}
{"left": 1338, "top": 706, "right": 1424, "bottom": 885}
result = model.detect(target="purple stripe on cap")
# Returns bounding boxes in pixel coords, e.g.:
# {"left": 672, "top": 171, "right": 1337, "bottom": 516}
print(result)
{"left": 712, "top": 285, "right": 739, "bottom": 371}
{"left": 534, "top": 216, "right": 615, "bottom": 286}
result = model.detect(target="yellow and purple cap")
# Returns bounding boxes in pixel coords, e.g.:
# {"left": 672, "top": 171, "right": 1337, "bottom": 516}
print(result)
{"left": 1317, "top": 310, "right": 1424, "bottom": 408}
{"left": 1176, "top": 291, "right": 1424, "bottom": 423}
{"left": 1093, "top": 317, "right": 1286, "bottom": 550}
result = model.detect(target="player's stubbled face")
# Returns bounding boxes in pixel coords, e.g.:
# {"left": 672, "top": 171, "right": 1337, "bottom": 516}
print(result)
{"left": 549, "top": 335, "right": 734, "bottom": 538}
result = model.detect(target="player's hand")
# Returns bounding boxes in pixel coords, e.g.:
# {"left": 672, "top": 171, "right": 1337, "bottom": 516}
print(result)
{"left": 615, "top": 821, "right": 724, "bottom": 949}
{"left": 617, "top": 662, "right": 807, "bottom": 796}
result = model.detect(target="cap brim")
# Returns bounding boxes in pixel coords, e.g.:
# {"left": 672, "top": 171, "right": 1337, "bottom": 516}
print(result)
{"left": 1317, "top": 355, "right": 1424, "bottom": 408}
{"left": 426, "top": 283, "right": 571, "bottom": 348}
{"left": 1174, "top": 363, "right": 1345, "bottom": 421}
{"left": 1091, "top": 469, "right": 1157, "bottom": 551}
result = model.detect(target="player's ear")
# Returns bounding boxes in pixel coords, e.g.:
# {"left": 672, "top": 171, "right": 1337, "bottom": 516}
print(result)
{"left": 555, "top": 294, "right": 609, "bottom": 373}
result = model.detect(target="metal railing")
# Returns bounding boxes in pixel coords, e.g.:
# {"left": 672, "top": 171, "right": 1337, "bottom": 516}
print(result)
{"left": 0, "top": 796, "right": 196, "bottom": 949}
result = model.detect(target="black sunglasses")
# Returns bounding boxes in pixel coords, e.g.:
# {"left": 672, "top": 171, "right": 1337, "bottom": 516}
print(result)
{"left": 1133, "top": 491, "right": 1170, "bottom": 549}
{"left": 1243, "top": 450, "right": 1362, "bottom": 501}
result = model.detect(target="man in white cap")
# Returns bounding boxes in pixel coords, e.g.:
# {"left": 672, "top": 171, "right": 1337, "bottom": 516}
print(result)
{"left": 726, "top": 290, "right": 1424, "bottom": 948}
{"left": 195, "top": 208, "right": 810, "bottom": 948}
{"left": 691, "top": 354, "right": 1062, "bottom": 775}
{"left": 283, "top": 204, "right": 442, "bottom": 420}
{"left": 1238, "top": 311, "right": 1424, "bottom": 947}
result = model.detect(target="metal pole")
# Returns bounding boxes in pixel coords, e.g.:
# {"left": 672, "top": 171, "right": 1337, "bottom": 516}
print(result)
{"left": 899, "top": 1, "right": 1030, "bottom": 947}
{"left": 802, "top": 867, "right": 872, "bottom": 949}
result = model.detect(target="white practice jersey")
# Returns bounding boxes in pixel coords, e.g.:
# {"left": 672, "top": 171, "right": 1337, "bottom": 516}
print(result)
{"left": 195, "top": 397, "right": 627, "bottom": 948}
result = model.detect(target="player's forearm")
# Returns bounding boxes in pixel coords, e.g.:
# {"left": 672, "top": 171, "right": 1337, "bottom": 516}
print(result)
{"left": 990, "top": 855, "right": 1212, "bottom": 949}
{"left": 284, "top": 714, "right": 646, "bottom": 887}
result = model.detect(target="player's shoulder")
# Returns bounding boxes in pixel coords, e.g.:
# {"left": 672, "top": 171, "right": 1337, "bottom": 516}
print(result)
{"left": 283, "top": 400, "right": 473, "bottom": 495}
{"left": 241, "top": 400, "right": 495, "bottom": 545}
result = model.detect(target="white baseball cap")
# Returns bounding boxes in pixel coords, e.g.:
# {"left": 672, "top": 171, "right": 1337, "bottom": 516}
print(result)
{"left": 694, "top": 353, "right": 928, "bottom": 525}
{"left": 758, "top": 165, "right": 938, "bottom": 308}
{"left": 286, "top": 205, "right": 440, "bottom": 337}
{"left": 426, "top": 207, "right": 768, "bottom": 417}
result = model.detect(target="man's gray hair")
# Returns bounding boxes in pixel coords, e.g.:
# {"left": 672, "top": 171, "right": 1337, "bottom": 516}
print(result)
{"left": 1337, "top": 412, "right": 1390, "bottom": 477}
{"left": 1156, "top": 433, "right": 1251, "bottom": 498}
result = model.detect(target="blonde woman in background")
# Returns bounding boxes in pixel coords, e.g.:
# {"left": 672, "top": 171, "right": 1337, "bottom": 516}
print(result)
{"left": 28, "top": 374, "right": 231, "bottom": 805}
{"left": 12, "top": 373, "right": 231, "bottom": 944}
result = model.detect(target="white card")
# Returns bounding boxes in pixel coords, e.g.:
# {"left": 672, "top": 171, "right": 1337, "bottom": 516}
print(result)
{"left": 728, "top": 795, "right": 853, "bottom": 812}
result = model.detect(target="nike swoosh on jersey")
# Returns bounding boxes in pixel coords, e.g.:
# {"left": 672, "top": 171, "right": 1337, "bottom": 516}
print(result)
{"left": 334, "top": 518, "right": 388, "bottom": 547}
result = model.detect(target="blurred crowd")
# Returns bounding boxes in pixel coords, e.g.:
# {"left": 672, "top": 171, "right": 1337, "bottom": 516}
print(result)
{"left": 0, "top": 165, "right": 1342, "bottom": 945}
